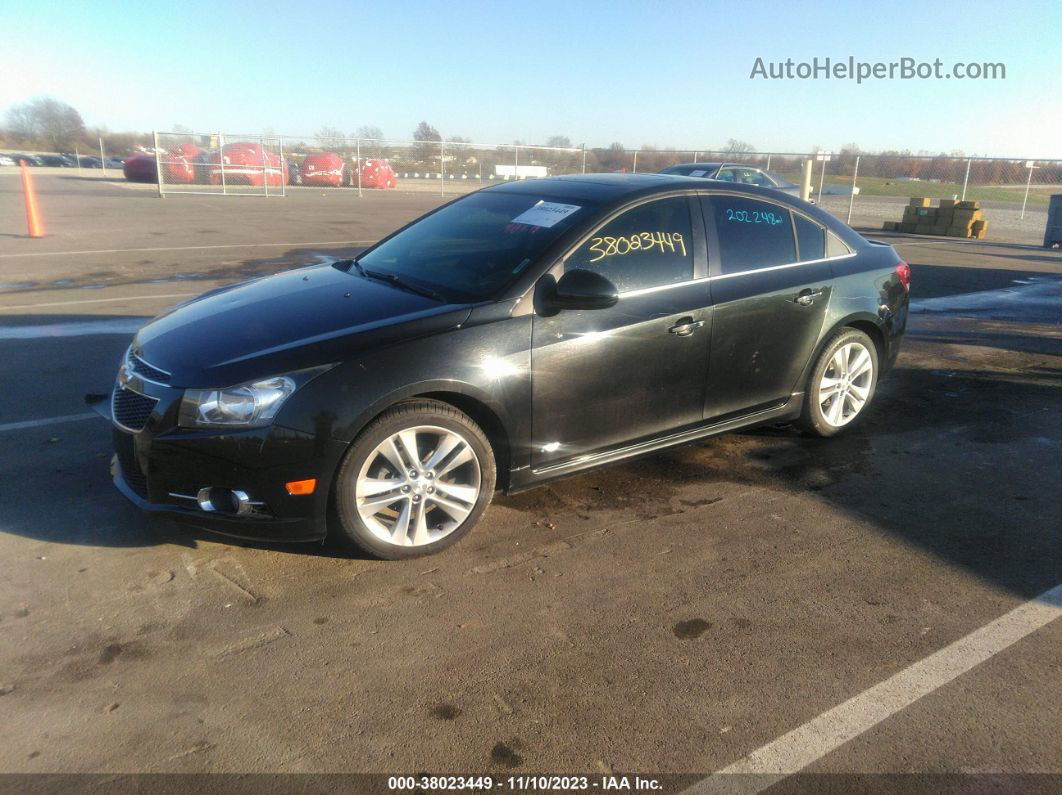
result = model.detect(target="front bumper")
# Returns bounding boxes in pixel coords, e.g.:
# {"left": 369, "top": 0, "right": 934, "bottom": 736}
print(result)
{"left": 97, "top": 379, "right": 346, "bottom": 543}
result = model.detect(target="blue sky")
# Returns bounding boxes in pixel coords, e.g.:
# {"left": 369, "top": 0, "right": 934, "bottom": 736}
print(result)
{"left": 2, "top": 0, "right": 1059, "bottom": 156}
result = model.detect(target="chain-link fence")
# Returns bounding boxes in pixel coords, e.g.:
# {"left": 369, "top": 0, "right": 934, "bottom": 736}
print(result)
{"left": 603, "top": 149, "right": 1060, "bottom": 245}
{"left": 151, "top": 132, "right": 286, "bottom": 196}
{"left": 82, "top": 132, "right": 1050, "bottom": 245}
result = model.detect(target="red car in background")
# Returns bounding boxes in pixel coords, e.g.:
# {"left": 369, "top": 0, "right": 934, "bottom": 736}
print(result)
{"left": 356, "top": 158, "right": 397, "bottom": 189}
{"left": 163, "top": 143, "right": 202, "bottom": 184}
{"left": 207, "top": 142, "right": 287, "bottom": 187}
{"left": 123, "top": 155, "right": 158, "bottom": 183}
{"left": 300, "top": 152, "right": 345, "bottom": 187}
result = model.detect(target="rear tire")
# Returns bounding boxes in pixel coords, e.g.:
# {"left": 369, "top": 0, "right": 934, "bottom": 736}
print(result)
{"left": 798, "top": 328, "right": 878, "bottom": 438}
{"left": 333, "top": 400, "right": 496, "bottom": 559}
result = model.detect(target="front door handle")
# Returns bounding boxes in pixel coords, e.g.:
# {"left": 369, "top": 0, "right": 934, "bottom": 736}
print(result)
{"left": 668, "top": 317, "right": 705, "bottom": 336}
{"left": 794, "top": 288, "right": 825, "bottom": 306}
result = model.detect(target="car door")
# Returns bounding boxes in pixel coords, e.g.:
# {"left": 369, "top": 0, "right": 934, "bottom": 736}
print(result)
{"left": 701, "top": 194, "right": 838, "bottom": 420}
{"left": 531, "top": 195, "right": 711, "bottom": 469}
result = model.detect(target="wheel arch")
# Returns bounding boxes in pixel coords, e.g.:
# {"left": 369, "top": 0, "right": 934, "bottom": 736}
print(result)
{"left": 337, "top": 380, "right": 514, "bottom": 491}
{"left": 794, "top": 311, "right": 886, "bottom": 400}
{"left": 841, "top": 316, "right": 886, "bottom": 361}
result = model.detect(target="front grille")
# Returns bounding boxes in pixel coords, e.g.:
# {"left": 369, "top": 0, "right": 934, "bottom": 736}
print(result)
{"left": 129, "top": 352, "right": 171, "bottom": 384}
{"left": 114, "top": 432, "right": 148, "bottom": 498}
{"left": 112, "top": 386, "right": 158, "bottom": 432}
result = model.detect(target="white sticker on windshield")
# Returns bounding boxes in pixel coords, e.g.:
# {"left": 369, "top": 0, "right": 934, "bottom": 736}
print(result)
{"left": 689, "top": 169, "right": 707, "bottom": 177}
{"left": 511, "top": 201, "right": 582, "bottom": 228}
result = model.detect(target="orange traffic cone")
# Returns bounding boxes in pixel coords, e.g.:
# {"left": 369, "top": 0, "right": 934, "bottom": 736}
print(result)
{"left": 20, "top": 160, "right": 45, "bottom": 238}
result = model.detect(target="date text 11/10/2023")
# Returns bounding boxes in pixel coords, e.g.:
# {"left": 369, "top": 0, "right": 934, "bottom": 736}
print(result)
{"left": 387, "top": 773, "right": 664, "bottom": 790}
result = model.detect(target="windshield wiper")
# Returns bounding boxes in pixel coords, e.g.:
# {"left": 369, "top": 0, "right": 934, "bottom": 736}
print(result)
{"left": 361, "top": 268, "right": 446, "bottom": 302}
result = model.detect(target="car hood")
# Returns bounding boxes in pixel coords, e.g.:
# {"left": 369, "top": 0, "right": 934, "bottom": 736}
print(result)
{"left": 134, "top": 263, "right": 472, "bottom": 387}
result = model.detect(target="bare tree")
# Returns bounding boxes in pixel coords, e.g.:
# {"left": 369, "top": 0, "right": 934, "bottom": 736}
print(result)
{"left": 315, "top": 126, "right": 346, "bottom": 150}
{"left": 546, "top": 135, "right": 572, "bottom": 149}
{"left": 5, "top": 97, "right": 86, "bottom": 151}
{"left": 354, "top": 125, "right": 383, "bottom": 141}
{"left": 413, "top": 121, "right": 441, "bottom": 142}
{"left": 412, "top": 121, "right": 442, "bottom": 164}
{"left": 722, "top": 138, "right": 755, "bottom": 158}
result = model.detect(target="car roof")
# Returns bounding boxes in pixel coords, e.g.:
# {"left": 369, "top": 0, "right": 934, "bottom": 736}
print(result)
{"left": 666, "top": 162, "right": 723, "bottom": 171}
{"left": 484, "top": 172, "right": 732, "bottom": 203}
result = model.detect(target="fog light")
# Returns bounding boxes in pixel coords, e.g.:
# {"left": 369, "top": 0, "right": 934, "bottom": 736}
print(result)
{"left": 196, "top": 487, "right": 253, "bottom": 515}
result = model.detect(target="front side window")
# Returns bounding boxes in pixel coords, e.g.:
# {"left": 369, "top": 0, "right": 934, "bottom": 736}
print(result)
{"left": 357, "top": 191, "right": 595, "bottom": 300}
{"left": 709, "top": 197, "right": 796, "bottom": 275}
{"left": 566, "top": 197, "right": 694, "bottom": 293}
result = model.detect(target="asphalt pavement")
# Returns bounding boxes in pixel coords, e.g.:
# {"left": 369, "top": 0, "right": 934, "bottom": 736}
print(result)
{"left": 0, "top": 174, "right": 1059, "bottom": 791}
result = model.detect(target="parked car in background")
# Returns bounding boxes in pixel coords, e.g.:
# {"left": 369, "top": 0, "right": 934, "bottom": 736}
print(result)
{"left": 162, "top": 143, "right": 203, "bottom": 184}
{"left": 354, "top": 158, "right": 397, "bottom": 189}
{"left": 300, "top": 152, "right": 345, "bottom": 187}
{"left": 659, "top": 162, "right": 802, "bottom": 198}
{"left": 287, "top": 159, "right": 302, "bottom": 186}
{"left": 39, "top": 154, "right": 75, "bottom": 167}
{"left": 78, "top": 156, "right": 103, "bottom": 168}
{"left": 123, "top": 154, "right": 158, "bottom": 183}
{"left": 0, "top": 155, "right": 15, "bottom": 167}
{"left": 10, "top": 154, "right": 44, "bottom": 166}
{"left": 98, "top": 173, "right": 908, "bottom": 559}
{"left": 207, "top": 142, "right": 287, "bottom": 187}
{"left": 192, "top": 150, "right": 215, "bottom": 184}
{"left": 105, "top": 157, "right": 126, "bottom": 169}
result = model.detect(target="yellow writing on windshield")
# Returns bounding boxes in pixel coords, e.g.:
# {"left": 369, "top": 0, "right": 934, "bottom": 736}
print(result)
{"left": 587, "top": 232, "right": 686, "bottom": 263}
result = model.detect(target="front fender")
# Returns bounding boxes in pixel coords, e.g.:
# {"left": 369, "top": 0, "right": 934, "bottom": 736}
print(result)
{"left": 278, "top": 315, "right": 533, "bottom": 461}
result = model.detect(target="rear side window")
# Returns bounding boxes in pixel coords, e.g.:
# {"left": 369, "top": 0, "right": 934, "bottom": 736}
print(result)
{"left": 794, "top": 214, "right": 825, "bottom": 261}
{"left": 566, "top": 197, "right": 693, "bottom": 292}
{"left": 708, "top": 197, "right": 796, "bottom": 274}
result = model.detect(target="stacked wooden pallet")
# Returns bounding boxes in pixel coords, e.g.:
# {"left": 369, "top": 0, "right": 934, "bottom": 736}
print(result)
{"left": 882, "top": 198, "right": 988, "bottom": 238}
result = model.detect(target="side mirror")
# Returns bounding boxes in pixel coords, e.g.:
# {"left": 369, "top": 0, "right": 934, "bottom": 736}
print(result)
{"left": 535, "top": 269, "right": 619, "bottom": 316}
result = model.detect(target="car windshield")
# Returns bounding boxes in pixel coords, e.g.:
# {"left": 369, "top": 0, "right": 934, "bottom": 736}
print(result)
{"left": 355, "top": 191, "right": 595, "bottom": 301}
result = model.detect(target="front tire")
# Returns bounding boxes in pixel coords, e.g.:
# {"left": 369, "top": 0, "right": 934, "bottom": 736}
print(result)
{"left": 798, "top": 328, "right": 878, "bottom": 437}
{"left": 334, "top": 400, "right": 496, "bottom": 559}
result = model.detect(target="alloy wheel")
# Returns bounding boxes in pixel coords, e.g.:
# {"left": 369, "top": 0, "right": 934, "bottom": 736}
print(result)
{"left": 354, "top": 425, "right": 481, "bottom": 547}
{"left": 818, "top": 342, "right": 874, "bottom": 427}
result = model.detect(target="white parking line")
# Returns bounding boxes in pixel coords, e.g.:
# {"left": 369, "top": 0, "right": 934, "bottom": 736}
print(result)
{"left": 0, "top": 412, "right": 99, "bottom": 433}
{"left": 685, "top": 583, "right": 1062, "bottom": 794}
{"left": 0, "top": 292, "right": 197, "bottom": 310}
{"left": 0, "top": 240, "right": 375, "bottom": 259}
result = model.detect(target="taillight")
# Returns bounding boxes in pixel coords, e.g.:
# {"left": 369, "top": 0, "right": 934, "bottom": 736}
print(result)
{"left": 895, "top": 261, "right": 910, "bottom": 293}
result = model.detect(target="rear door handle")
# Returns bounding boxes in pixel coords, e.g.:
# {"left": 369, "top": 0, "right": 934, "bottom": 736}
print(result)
{"left": 794, "top": 288, "right": 825, "bottom": 306}
{"left": 668, "top": 317, "right": 704, "bottom": 336}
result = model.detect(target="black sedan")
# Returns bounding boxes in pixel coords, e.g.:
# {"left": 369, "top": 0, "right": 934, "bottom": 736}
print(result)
{"left": 97, "top": 174, "right": 909, "bottom": 558}
{"left": 660, "top": 161, "right": 801, "bottom": 197}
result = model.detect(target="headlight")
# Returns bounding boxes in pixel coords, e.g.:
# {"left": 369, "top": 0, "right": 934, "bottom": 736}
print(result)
{"left": 178, "top": 366, "right": 331, "bottom": 429}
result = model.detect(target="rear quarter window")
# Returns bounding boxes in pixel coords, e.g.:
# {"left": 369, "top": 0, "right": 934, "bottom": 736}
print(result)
{"left": 827, "top": 230, "right": 853, "bottom": 258}
{"left": 707, "top": 196, "right": 796, "bottom": 275}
